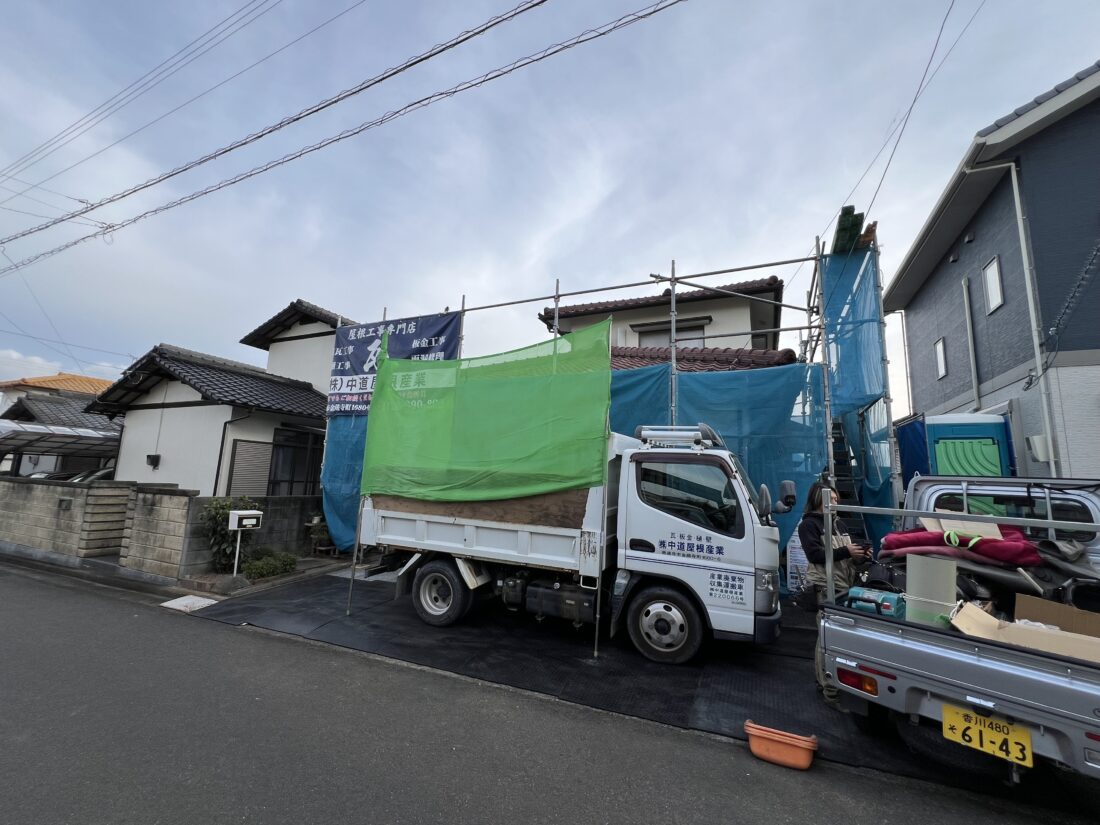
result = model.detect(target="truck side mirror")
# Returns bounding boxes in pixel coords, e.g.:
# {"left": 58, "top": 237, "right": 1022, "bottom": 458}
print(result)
{"left": 775, "top": 480, "right": 797, "bottom": 513}
{"left": 757, "top": 484, "right": 772, "bottom": 519}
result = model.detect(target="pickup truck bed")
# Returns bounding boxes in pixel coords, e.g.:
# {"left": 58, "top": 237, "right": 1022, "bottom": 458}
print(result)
{"left": 822, "top": 605, "right": 1100, "bottom": 779}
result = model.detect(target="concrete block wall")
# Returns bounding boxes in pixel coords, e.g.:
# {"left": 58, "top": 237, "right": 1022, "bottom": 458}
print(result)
{"left": 0, "top": 477, "right": 89, "bottom": 555}
{"left": 1, "top": 477, "right": 319, "bottom": 579}
{"left": 121, "top": 487, "right": 199, "bottom": 579}
{"left": 179, "top": 494, "right": 321, "bottom": 578}
{"left": 78, "top": 482, "right": 132, "bottom": 557}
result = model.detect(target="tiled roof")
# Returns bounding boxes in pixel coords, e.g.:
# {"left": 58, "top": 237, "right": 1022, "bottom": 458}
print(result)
{"left": 977, "top": 59, "right": 1100, "bottom": 137}
{"left": 0, "top": 372, "right": 113, "bottom": 395}
{"left": 89, "top": 344, "right": 326, "bottom": 419}
{"left": 1, "top": 393, "right": 121, "bottom": 431}
{"left": 539, "top": 276, "right": 783, "bottom": 327}
{"left": 240, "top": 298, "right": 356, "bottom": 351}
{"left": 611, "top": 345, "right": 798, "bottom": 372}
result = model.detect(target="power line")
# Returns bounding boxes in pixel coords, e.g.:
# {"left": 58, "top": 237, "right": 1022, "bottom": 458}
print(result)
{"left": 0, "top": 0, "right": 553, "bottom": 246}
{"left": 0, "top": 0, "right": 688, "bottom": 281}
{"left": 0, "top": 0, "right": 372, "bottom": 211}
{"left": 864, "top": 0, "right": 956, "bottom": 217}
{"left": 0, "top": 0, "right": 281, "bottom": 185}
{"left": 0, "top": 324, "right": 134, "bottom": 359}
{"left": 0, "top": 247, "right": 85, "bottom": 372}
{"left": 0, "top": 201, "right": 106, "bottom": 230}
{"left": 787, "top": 0, "right": 983, "bottom": 299}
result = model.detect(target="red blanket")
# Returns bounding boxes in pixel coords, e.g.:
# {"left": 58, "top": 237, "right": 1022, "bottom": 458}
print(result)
{"left": 881, "top": 526, "right": 1041, "bottom": 566}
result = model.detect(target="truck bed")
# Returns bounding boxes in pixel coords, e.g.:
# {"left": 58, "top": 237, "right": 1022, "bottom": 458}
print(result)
{"left": 822, "top": 606, "right": 1100, "bottom": 778}
{"left": 362, "top": 488, "right": 607, "bottom": 577}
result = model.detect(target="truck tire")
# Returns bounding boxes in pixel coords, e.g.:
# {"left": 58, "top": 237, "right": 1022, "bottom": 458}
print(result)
{"left": 626, "top": 585, "right": 704, "bottom": 664}
{"left": 412, "top": 559, "right": 471, "bottom": 627}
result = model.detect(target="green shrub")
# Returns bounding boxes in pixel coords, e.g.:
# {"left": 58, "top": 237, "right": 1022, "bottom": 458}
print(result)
{"left": 241, "top": 552, "right": 297, "bottom": 581}
{"left": 199, "top": 497, "right": 259, "bottom": 573}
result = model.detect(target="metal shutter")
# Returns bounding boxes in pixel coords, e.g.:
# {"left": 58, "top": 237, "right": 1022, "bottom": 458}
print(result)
{"left": 227, "top": 440, "right": 273, "bottom": 497}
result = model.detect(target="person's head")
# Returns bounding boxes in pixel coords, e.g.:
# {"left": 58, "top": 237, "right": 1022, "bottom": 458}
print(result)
{"left": 804, "top": 481, "right": 838, "bottom": 515}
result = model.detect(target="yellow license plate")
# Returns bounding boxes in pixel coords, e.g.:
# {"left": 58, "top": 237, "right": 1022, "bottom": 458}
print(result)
{"left": 942, "top": 704, "right": 1033, "bottom": 767}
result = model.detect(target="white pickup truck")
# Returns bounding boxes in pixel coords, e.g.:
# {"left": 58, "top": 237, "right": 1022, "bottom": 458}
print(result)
{"left": 359, "top": 425, "right": 793, "bottom": 664}
{"left": 821, "top": 476, "right": 1100, "bottom": 781}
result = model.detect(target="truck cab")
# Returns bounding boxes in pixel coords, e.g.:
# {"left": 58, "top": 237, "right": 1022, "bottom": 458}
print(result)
{"left": 611, "top": 426, "right": 783, "bottom": 662}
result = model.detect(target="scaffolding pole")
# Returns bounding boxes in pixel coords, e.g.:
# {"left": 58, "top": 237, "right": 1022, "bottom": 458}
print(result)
{"left": 815, "top": 235, "right": 838, "bottom": 606}
{"left": 669, "top": 260, "right": 677, "bottom": 425}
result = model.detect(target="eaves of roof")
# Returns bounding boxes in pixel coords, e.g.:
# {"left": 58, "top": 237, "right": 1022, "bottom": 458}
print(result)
{"left": 884, "top": 60, "right": 1100, "bottom": 312}
{"left": 240, "top": 298, "right": 356, "bottom": 351}
{"left": 538, "top": 276, "right": 783, "bottom": 328}
{"left": 611, "top": 345, "right": 797, "bottom": 372}
{"left": 88, "top": 344, "right": 325, "bottom": 419}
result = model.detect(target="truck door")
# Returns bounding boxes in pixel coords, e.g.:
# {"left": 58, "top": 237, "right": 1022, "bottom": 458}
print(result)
{"left": 621, "top": 452, "right": 756, "bottom": 637}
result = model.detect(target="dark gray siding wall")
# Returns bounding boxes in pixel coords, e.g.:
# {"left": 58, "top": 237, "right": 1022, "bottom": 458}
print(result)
{"left": 905, "top": 176, "right": 1031, "bottom": 413}
{"left": 1012, "top": 99, "right": 1100, "bottom": 353}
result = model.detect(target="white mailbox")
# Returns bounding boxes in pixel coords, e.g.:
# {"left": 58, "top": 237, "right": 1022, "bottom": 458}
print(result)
{"left": 227, "top": 509, "right": 263, "bottom": 577}
{"left": 228, "top": 510, "right": 263, "bottom": 531}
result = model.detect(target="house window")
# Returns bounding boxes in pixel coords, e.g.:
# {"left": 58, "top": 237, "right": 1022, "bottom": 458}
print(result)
{"left": 637, "top": 326, "right": 705, "bottom": 348}
{"left": 267, "top": 428, "right": 323, "bottom": 496}
{"left": 983, "top": 256, "right": 1003, "bottom": 313}
{"left": 934, "top": 338, "right": 947, "bottom": 379}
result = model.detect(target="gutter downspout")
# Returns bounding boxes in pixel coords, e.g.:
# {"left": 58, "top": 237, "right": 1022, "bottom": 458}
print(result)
{"left": 961, "top": 276, "right": 982, "bottom": 412}
{"left": 212, "top": 407, "right": 255, "bottom": 496}
{"left": 965, "top": 160, "right": 1059, "bottom": 476}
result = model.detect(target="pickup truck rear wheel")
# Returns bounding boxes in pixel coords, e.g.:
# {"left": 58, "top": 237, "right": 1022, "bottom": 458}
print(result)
{"left": 627, "top": 586, "right": 704, "bottom": 664}
{"left": 412, "top": 560, "right": 471, "bottom": 627}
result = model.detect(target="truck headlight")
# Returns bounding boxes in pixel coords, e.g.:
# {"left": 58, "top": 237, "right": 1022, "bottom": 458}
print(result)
{"left": 755, "top": 568, "right": 779, "bottom": 614}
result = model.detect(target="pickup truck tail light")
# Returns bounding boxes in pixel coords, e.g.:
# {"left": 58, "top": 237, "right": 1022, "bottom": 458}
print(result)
{"left": 837, "top": 667, "right": 878, "bottom": 696}
{"left": 1086, "top": 731, "right": 1100, "bottom": 742}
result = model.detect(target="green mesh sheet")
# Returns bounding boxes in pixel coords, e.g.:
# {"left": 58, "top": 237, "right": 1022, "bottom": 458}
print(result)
{"left": 361, "top": 319, "right": 611, "bottom": 501}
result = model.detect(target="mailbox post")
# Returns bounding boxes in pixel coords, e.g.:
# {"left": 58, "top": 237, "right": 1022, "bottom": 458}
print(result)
{"left": 228, "top": 509, "right": 263, "bottom": 577}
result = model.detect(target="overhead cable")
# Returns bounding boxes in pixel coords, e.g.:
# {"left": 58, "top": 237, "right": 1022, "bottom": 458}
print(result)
{"left": 0, "top": 0, "right": 552, "bottom": 246}
{"left": 0, "top": 0, "right": 281, "bottom": 185}
{"left": 787, "top": 0, "right": 985, "bottom": 298}
{"left": 0, "top": 0, "right": 372, "bottom": 211}
{"left": 0, "top": 0, "right": 688, "bottom": 281}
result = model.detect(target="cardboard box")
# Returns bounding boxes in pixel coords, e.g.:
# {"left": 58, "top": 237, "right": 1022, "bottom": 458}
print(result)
{"left": 951, "top": 602, "right": 1100, "bottom": 665}
{"left": 1015, "top": 595, "right": 1100, "bottom": 640}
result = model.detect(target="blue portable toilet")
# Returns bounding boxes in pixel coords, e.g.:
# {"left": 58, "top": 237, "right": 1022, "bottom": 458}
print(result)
{"left": 924, "top": 414, "right": 1014, "bottom": 477}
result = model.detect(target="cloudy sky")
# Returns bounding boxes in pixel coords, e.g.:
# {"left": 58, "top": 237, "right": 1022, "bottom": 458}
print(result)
{"left": 1, "top": 0, "right": 1098, "bottom": 415}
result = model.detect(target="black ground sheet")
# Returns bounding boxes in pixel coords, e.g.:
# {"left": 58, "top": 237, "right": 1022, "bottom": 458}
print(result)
{"left": 194, "top": 576, "right": 1097, "bottom": 810}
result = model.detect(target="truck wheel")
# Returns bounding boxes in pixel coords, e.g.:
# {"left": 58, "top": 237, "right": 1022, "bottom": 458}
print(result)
{"left": 412, "top": 560, "right": 471, "bottom": 627}
{"left": 626, "top": 586, "right": 704, "bottom": 664}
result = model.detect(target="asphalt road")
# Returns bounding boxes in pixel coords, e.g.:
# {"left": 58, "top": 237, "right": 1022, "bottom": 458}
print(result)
{"left": 0, "top": 562, "right": 1095, "bottom": 825}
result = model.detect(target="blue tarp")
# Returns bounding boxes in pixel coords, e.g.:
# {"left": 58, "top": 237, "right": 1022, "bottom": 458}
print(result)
{"left": 320, "top": 414, "right": 369, "bottom": 551}
{"left": 611, "top": 362, "right": 828, "bottom": 549}
{"left": 821, "top": 248, "right": 894, "bottom": 545}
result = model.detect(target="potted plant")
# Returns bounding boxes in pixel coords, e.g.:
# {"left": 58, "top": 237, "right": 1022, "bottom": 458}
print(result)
{"left": 310, "top": 521, "right": 335, "bottom": 554}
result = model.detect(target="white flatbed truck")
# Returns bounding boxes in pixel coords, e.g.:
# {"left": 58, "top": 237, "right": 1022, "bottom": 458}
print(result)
{"left": 359, "top": 425, "right": 792, "bottom": 664}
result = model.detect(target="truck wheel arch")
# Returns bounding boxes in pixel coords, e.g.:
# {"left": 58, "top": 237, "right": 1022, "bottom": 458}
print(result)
{"left": 611, "top": 573, "right": 712, "bottom": 638}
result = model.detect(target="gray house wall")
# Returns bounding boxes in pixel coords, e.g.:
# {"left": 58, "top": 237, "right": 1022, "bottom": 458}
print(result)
{"left": 905, "top": 176, "right": 1032, "bottom": 413}
{"left": 1011, "top": 100, "right": 1100, "bottom": 354}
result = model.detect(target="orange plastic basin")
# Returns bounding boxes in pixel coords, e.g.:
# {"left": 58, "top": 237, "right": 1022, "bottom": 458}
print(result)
{"left": 743, "top": 720, "right": 819, "bottom": 770}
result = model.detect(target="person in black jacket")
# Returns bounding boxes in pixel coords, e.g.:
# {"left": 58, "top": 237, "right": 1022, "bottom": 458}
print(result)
{"left": 797, "top": 481, "right": 871, "bottom": 603}
{"left": 797, "top": 481, "right": 871, "bottom": 704}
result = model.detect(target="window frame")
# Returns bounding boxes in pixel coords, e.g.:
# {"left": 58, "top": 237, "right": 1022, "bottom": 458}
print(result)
{"left": 632, "top": 453, "right": 746, "bottom": 539}
{"left": 982, "top": 255, "right": 1004, "bottom": 314}
{"left": 934, "top": 337, "right": 947, "bottom": 379}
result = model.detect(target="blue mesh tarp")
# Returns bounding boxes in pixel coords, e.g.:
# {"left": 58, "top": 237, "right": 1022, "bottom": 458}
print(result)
{"left": 822, "top": 247, "right": 894, "bottom": 545}
{"left": 821, "top": 249, "right": 885, "bottom": 416}
{"left": 320, "top": 414, "right": 368, "bottom": 551}
{"left": 610, "top": 363, "right": 828, "bottom": 549}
